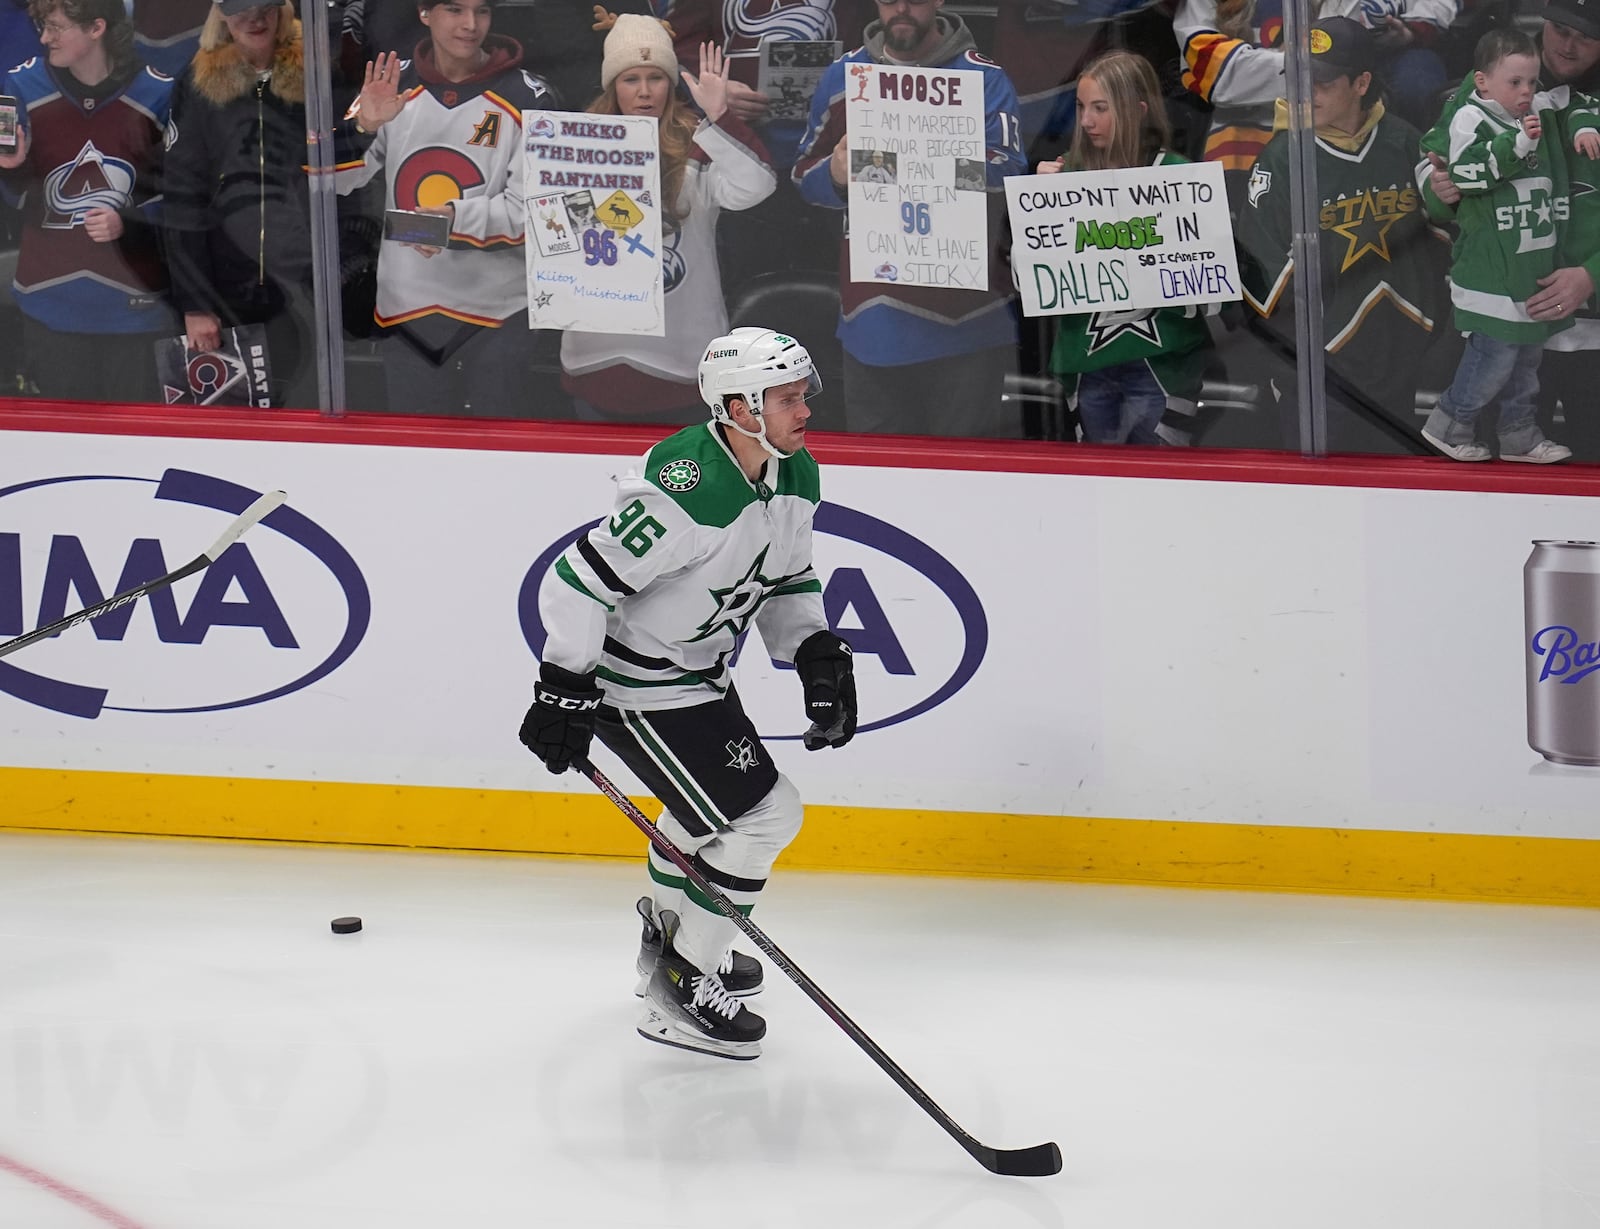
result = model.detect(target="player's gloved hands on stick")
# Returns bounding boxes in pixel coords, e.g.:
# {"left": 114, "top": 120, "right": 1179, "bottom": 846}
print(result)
{"left": 519, "top": 663, "right": 604, "bottom": 773}
{"left": 795, "top": 630, "right": 856, "bottom": 750}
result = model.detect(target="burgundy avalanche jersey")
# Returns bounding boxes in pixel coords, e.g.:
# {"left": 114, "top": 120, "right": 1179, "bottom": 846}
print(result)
{"left": 0, "top": 56, "right": 176, "bottom": 334}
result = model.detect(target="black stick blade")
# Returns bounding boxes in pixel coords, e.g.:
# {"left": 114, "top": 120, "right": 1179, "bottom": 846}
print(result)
{"left": 976, "top": 1140, "right": 1063, "bottom": 1178}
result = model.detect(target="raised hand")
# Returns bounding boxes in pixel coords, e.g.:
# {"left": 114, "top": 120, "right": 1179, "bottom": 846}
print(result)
{"left": 681, "top": 41, "right": 731, "bottom": 124}
{"left": 1522, "top": 112, "right": 1542, "bottom": 143}
{"left": 356, "top": 52, "right": 406, "bottom": 133}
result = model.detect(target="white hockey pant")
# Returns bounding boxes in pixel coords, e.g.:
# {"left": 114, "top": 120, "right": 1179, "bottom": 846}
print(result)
{"left": 648, "top": 774, "right": 802, "bottom": 975}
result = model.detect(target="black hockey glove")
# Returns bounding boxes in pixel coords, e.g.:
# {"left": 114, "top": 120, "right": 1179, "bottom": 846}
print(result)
{"left": 519, "top": 663, "right": 604, "bottom": 774}
{"left": 794, "top": 630, "right": 856, "bottom": 750}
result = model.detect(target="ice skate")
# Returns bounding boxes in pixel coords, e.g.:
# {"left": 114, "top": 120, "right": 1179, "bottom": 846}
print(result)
{"left": 637, "top": 913, "right": 766, "bottom": 1061}
{"left": 634, "top": 895, "right": 763, "bottom": 998}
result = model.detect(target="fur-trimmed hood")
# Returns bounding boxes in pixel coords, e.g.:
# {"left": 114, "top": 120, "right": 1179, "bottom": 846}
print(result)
{"left": 189, "top": 20, "right": 304, "bottom": 107}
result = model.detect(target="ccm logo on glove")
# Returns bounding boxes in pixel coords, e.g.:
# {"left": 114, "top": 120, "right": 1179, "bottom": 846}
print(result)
{"left": 519, "top": 663, "right": 605, "bottom": 774}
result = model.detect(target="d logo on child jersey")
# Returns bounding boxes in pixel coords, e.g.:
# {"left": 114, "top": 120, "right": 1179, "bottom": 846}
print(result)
{"left": 1495, "top": 177, "right": 1567, "bottom": 254}
{"left": 392, "top": 146, "right": 486, "bottom": 211}
{"left": 41, "top": 141, "right": 134, "bottom": 229}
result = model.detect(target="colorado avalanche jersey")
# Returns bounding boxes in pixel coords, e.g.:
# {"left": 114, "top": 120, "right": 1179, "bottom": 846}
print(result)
{"left": 0, "top": 56, "right": 176, "bottom": 334}
{"left": 335, "top": 39, "right": 555, "bottom": 328}
{"left": 538, "top": 421, "right": 827, "bottom": 711}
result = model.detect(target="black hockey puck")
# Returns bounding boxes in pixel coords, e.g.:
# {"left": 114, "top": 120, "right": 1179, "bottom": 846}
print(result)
{"left": 331, "top": 916, "right": 363, "bottom": 934}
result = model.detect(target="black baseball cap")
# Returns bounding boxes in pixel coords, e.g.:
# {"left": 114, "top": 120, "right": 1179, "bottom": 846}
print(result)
{"left": 1310, "top": 16, "right": 1376, "bottom": 81}
{"left": 217, "top": 0, "right": 285, "bottom": 16}
{"left": 1546, "top": 0, "right": 1600, "bottom": 39}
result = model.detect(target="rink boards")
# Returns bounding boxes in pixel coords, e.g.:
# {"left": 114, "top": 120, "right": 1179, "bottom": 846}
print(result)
{"left": 2, "top": 413, "right": 1598, "bottom": 905}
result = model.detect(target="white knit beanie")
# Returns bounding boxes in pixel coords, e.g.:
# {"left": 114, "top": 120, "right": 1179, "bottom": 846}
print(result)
{"left": 600, "top": 14, "right": 680, "bottom": 93}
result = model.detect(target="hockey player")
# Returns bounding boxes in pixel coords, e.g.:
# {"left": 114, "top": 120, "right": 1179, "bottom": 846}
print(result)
{"left": 338, "top": 0, "right": 557, "bottom": 416}
{"left": 0, "top": 0, "right": 176, "bottom": 403}
{"left": 519, "top": 327, "right": 857, "bottom": 1061}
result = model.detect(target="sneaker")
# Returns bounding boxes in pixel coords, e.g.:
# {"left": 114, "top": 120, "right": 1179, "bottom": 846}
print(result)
{"left": 637, "top": 915, "right": 766, "bottom": 1061}
{"left": 1422, "top": 428, "right": 1491, "bottom": 462}
{"left": 634, "top": 895, "right": 763, "bottom": 998}
{"left": 1500, "top": 439, "right": 1573, "bottom": 464}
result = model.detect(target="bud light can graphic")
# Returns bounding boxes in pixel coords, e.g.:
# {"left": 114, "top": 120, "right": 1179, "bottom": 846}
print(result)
{"left": 1525, "top": 540, "right": 1600, "bottom": 765}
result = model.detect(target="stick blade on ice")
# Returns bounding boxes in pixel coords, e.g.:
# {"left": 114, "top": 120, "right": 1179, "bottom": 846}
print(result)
{"left": 976, "top": 1140, "right": 1063, "bottom": 1178}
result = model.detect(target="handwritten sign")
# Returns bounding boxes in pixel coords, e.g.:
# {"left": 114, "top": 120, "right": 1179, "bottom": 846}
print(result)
{"left": 1004, "top": 161, "right": 1241, "bottom": 316}
{"left": 845, "top": 64, "right": 988, "bottom": 289}
{"left": 522, "top": 110, "right": 664, "bottom": 336}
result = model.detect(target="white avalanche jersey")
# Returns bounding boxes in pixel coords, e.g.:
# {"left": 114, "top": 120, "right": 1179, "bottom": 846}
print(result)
{"left": 538, "top": 422, "right": 827, "bottom": 711}
{"left": 335, "top": 37, "right": 554, "bottom": 327}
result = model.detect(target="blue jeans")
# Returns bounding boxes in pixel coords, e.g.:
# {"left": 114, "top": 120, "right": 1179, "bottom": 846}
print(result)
{"left": 1076, "top": 361, "right": 1167, "bottom": 445}
{"left": 1432, "top": 332, "right": 1545, "bottom": 454}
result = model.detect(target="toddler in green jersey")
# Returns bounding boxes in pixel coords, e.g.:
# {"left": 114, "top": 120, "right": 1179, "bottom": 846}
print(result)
{"left": 1420, "top": 29, "right": 1600, "bottom": 462}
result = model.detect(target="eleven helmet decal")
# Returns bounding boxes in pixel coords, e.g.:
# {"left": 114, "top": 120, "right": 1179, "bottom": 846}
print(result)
{"left": 696, "top": 327, "right": 821, "bottom": 459}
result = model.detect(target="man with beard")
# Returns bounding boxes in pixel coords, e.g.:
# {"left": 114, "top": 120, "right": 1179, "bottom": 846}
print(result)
{"left": 793, "top": 0, "right": 1026, "bottom": 437}
{"left": 1424, "top": 0, "right": 1600, "bottom": 458}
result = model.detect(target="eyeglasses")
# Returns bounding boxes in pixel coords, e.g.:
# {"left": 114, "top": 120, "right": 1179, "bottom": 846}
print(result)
{"left": 35, "top": 19, "right": 75, "bottom": 37}
{"left": 875, "top": 0, "right": 935, "bottom": 7}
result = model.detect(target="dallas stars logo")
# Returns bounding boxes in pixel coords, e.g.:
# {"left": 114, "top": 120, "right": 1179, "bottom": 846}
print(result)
{"left": 1084, "top": 308, "right": 1163, "bottom": 355}
{"left": 725, "top": 737, "right": 760, "bottom": 773}
{"left": 659, "top": 459, "right": 700, "bottom": 492}
{"left": 1321, "top": 185, "right": 1420, "bottom": 272}
{"left": 688, "top": 547, "right": 775, "bottom": 643}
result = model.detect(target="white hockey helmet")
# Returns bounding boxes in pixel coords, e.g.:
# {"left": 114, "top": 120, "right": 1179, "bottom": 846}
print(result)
{"left": 698, "top": 327, "right": 821, "bottom": 458}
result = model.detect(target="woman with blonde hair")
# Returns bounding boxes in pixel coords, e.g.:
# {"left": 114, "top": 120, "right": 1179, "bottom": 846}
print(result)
{"left": 1036, "top": 50, "right": 1214, "bottom": 445}
{"left": 162, "top": 0, "right": 317, "bottom": 406}
{"left": 559, "top": 12, "right": 776, "bottom": 421}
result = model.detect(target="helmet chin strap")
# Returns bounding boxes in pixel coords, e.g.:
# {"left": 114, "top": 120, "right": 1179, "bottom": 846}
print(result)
{"left": 723, "top": 394, "right": 794, "bottom": 460}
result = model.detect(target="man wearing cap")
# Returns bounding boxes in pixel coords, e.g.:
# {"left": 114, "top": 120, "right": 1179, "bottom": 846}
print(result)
{"left": 1236, "top": 15, "right": 1449, "bottom": 452}
{"left": 1424, "top": 0, "right": 1600, "bottom": 458}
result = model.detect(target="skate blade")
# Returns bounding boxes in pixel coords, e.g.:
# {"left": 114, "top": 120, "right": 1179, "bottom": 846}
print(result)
{"left": 636, "top": 1007, "right": 762, "bottom": 1061}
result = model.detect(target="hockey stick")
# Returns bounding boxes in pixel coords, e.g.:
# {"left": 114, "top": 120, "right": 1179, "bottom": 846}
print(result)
{"left": 577, "top": 758, "right": 1063, "bottom": 1178}
{"left": 0, "top": 489, "right": 287, "bottom": 661}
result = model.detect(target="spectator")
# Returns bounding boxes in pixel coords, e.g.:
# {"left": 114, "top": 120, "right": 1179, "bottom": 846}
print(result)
{"left": 1356, "top": 0, "right": 1452, "bottom": 128}
{"left": 1415, "top": 27, "right": 1597, "bottom": 462}
{"left": 793, "top": 0, "right": 1026, "bottom": 437}
{"left": 338, "top": 0, "right": 557, "bottom": 416}
{"left": 992, "top": 0, "right": 1173, "bottom": 162}
{"left": 1235, "top": 16, "right": 1450, "bottom": 451}
{"left": 1177, "top": 0, "right": 1452, "bottom": 203}
{"left": 1426, "top": 0, "right": 1600, "bottom": 459}
{"left": 163, "top": 0, "right": 322, "bottom": 407}
{"left": 1035, "top": 50, "right": 1213, "bottom": 445}
{"left": 560, "top": 14, "right": 776, "bottom": 420}
{"left": 0, "top": 0, "right": 42, "bottom": 78}
{"left": 0, "top": 0, "right": 175, "bottom": 403}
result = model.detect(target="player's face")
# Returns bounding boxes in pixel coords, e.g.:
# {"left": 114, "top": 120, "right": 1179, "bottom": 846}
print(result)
{"left": 876, "top": 0, "right": 942, "bottom": 58}
{"left": 615, "top": 66, "right": 673, "bottom": 117}
{"left": 1476, "top": 52, "right": 1540, "bottom": 117}
{"left": 1543, "top": 19, "right": 1600, "bottom": 83}
{"left": 36, "top": 8, "right": 100, "bottom": 73}
{"left": 760, "top": 377, "right": 813, "bottom": 453}
{"left": 1076, "top": 75, "right": 1117, "bottom": 150}
{"left": 422, "top": 0, "right": 492, "bottom": 65}
{"left": 1310, "top": 69, "right": 1370, "bottom": 134}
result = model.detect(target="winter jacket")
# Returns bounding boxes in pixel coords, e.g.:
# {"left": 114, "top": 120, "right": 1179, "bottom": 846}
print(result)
{"left": 162, "top": 24, "right": 316, "bottom": 323}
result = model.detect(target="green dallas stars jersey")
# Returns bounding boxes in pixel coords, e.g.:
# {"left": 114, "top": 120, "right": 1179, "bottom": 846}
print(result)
{"left": 538, "top": 421, "right": 828, "bottom": 711}
{"left": 1048, "top": 152, "right": 1214, "bottom": 411}
{"left": 1419, "top": 80, "right": 1599, "bottom": 342}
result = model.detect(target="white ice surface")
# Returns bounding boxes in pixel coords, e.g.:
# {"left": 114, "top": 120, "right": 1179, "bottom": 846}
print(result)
{"left": 0, "top": 831, "right": 1597, "bottom": 1229}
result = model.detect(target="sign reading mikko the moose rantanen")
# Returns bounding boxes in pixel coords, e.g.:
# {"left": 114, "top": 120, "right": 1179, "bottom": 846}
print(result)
{"left": 523, "top": 110, "right": 664, "bottom": 336}
{"left": 1005, "top": 161, "right": 1240, "bottom": 316}
{"left": 845, "top": 63, "right": 988, "bottom": 289}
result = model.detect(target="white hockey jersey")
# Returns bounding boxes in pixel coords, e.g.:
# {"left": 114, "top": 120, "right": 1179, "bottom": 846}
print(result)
{"left": 336, "top": 36, "right": 556, "bottom": 328}
{"left": 538, "top": 421, "right": 827, "bottom": 711}
{"left": 560, "top": 115, "right": 776, "bottom": 411}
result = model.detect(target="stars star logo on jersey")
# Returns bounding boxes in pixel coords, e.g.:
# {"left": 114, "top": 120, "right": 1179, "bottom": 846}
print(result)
{"left": 659, "top": 459, "right": 700, "bottom": 492}
{"left": 1321, "top": 185, "right": 1420, "bottom": 272}
{"left": 1084, "top": 309, "right": 1163, "bottom": 355}
{"left": 688, "top": 547, "right": 775, "bottom": 643}
{"left": 725, "top": 737, "right": 760, "bottom": 773}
